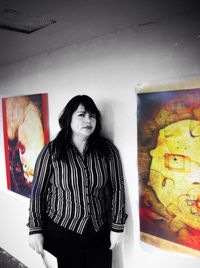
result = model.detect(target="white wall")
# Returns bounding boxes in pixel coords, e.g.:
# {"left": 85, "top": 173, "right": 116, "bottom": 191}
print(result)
{"left": 0, "top": 11, "right": 200, "bottom": 268}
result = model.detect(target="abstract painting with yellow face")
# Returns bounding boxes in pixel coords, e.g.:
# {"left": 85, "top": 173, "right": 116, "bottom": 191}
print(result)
{"left": 2, "top": 93, "right": 49, "bottom": 198}
{"left": 137, "top": 78, "right": 200, "bottom": 256}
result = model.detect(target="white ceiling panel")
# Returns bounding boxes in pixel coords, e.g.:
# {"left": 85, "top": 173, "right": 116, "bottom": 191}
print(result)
{"left": 0, "top": 0, "right": 199, "bottom": 67}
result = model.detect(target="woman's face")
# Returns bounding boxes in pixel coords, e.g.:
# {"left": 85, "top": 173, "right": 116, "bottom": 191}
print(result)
{"left": 70, "top": 104, "right": 97, "bottom": 140}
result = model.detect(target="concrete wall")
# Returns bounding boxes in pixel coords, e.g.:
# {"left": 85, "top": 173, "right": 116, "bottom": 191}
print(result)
{"left": 0, "top": 11, "right": 200, "bottom": 268}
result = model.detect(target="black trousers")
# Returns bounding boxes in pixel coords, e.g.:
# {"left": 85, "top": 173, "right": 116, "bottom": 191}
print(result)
{"left": 43, "top": 217, "right": 112, "bottom": 268}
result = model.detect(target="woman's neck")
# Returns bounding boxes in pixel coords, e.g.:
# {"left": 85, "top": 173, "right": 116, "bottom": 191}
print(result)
{"left": 72, "top": 135, "right": 88, "bottom": 155}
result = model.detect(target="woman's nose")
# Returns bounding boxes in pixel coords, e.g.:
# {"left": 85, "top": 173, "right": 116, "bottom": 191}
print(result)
{"left": 84, "top": 114, "right": 91, "bottom": 122}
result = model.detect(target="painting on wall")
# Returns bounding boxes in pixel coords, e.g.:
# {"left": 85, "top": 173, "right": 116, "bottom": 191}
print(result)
{"left": 137, "top": 77, "right": 200, "bottom": 256}
{"left": 2, "top": 93, "right": 49, "bottom": 198}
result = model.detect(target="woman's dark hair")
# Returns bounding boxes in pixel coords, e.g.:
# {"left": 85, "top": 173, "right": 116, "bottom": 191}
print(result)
{"left": 53, "top": 95, "right": 104, "bottom": 160}
{"left": 59, "top": 95, "right": 101, "bottom": 137}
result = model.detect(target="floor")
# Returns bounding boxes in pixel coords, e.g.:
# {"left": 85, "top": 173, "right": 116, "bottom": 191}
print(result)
{"left": 0, "top": 247, "right": 27, "bottom": 268}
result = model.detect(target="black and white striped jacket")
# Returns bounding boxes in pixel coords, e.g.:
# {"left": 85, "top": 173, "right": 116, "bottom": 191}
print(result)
{"left": 28, "top": 139, "right": 127, "bottom": 235}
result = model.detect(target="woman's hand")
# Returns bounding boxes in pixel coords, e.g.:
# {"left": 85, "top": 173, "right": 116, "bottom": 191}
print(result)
{"left": 28, "top": 233, "right": 44, "bottom": 257}
{"left": 109, "top": 231, "right": 124, "bottom": 250}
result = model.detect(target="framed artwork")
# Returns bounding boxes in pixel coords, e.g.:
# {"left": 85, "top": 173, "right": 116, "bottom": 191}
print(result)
{"left": 137, "top": 77, "right": 200, "bottom": 256}
{"left": 2, "top": 93, "right": 49, "bottom": 198}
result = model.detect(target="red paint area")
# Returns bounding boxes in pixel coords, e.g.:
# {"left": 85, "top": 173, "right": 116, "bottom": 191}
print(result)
{"left": 166, "top": 98, "right": 200, "bottom": 121}
{"left": 164, "top": 153, "right": 190, "bottom": 172}
{"left": 16, "top": 140, "right": 26, "bottom": 154}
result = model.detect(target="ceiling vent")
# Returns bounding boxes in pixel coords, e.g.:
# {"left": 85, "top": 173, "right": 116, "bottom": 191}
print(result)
{"left": 0, "top": 8, "right": 56, "bottom": 33}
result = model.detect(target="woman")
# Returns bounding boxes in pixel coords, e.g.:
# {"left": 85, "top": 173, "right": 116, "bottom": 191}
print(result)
{"left": 28, "top": 95, "right": 127, "bottom": 268}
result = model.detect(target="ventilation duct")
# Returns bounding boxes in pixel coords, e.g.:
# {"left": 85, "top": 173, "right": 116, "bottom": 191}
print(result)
{"left": 0, "top": 8, "right": 56, "bottom": 33}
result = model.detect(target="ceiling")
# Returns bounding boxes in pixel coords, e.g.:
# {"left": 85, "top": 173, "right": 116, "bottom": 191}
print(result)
{"left": 0, "top": 0, "right": 199, "bottom": 68}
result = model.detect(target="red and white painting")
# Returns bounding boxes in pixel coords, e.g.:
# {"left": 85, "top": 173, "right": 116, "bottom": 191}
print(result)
{"left": 2, "top": 93, "right": 49, "bottom": 197}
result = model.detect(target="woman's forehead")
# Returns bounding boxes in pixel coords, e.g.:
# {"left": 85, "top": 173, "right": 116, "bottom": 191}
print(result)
{"left": 76, "top": 104, "right": 95, "bottom": 114}
{"left": 76, "top": 104, "right": 85, "bottom": 111}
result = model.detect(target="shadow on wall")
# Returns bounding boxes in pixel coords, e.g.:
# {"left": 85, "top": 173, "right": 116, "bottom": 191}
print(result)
{"left": 100, "top": 102, "right": 114, "bottom": 140}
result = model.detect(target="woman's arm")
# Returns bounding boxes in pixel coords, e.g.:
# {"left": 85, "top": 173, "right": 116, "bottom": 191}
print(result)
{"left": 27, "top": 144, "right": 52, "bottom": 235}
{"left": 109, "top": 231, "right": 124, "bottom": 249}
{"left": 107, "top": 141, "right": 127, "bottom": 233}
{"left": 28, "top": 233, "right": 44, "bottom": 256}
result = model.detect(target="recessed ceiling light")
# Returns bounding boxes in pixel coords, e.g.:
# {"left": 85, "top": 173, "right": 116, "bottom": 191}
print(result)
{"left": 0, "top": 8, "right": 56, "bottom": 33}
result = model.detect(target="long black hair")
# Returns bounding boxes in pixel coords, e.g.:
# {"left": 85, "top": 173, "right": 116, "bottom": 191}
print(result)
{"left": 53, "top": 95, "right": 109, "bottom": 161}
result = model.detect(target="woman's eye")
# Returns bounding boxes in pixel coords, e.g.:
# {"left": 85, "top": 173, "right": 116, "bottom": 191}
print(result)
{"left": 78, "top": 113, "right": 84, "bottom": 117}
{"left": 90, "top": 114, "right": 96, "bottom": 119}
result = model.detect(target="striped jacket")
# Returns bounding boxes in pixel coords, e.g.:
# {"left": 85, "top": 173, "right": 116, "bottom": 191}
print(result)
{"left": 28, "top": 139, "right": 127, "bottom": 234}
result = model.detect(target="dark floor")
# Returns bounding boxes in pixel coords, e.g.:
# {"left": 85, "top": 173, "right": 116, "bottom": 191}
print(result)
{"left": 0, "top": 247, "right": 27, "bottom": 268}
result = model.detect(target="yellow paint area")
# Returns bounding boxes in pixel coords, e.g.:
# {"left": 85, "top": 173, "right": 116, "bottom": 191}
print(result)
{"left": 149, "top": 119, "right": 200, "bottom": 230}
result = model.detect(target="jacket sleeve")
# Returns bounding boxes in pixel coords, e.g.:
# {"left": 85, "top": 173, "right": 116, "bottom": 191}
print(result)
{"left": 107, "top": 141, "right": 128, "bottom": 232}
{"left": 27, "top": 144, "right": 52, "bottom": 235}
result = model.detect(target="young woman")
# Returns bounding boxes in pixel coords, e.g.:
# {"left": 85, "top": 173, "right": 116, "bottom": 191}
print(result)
{"left": 28, "top": 95, "right": 127, "bottom": 268}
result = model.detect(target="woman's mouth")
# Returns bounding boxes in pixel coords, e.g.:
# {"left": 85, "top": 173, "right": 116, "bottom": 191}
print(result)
{"left": 83, "top": 126, "right": 92, "bottom": 129}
